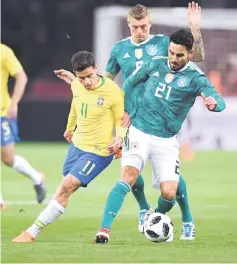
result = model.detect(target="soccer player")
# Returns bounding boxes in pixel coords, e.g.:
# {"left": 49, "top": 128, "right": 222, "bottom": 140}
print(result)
{"left": 0, "top": 43, "right": 46, "bottom": 208}
{"left": 104, "top": 3, "right": 205, "bottom": 237}
{"left": 55, "top": 2, "right": 204, "bottom": 240}
{"left": 94, "top": 29, "right": 226, "bottom": 244}
{"left": 12, "top": 51, "right": 127, "bottom": 243}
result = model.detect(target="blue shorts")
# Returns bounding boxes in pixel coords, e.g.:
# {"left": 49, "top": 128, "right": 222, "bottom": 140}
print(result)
{"left": 1, "top": 117, "right": 20, "bottom": 146}
{"left": 62, "top": 144, "right": 114, "bottom": 187}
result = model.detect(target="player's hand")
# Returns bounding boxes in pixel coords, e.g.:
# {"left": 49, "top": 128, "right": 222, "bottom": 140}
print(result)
{"left": 187, "top": 2, "right": 201, "bottom": 28}
{"left": 121, "top": 111, "right": 131, "bottom": 127}
{"left": 113, "top": 147, "right": 122, "bottom": 159}
{"left": 54, "top": 69, "right": 76, "bottom": 84}
{"left": 108, "top": 136, "right": 123, "bottom": 154}
{"left": 6, "top": 102, "right": 18, "bottom": 120}
{"left": 64, "top": 130, "right": 74, "bottom": 143}
{"left": 201, "top": 93, "right": 217, "bottom": 111}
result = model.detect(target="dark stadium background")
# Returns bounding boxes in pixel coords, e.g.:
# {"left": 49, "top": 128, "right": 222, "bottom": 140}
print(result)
{"left": 2, "top": 2, "right": 237, "bottom": 262}
{"left": 1, "top": 0, "right": 236, "bottom": 141}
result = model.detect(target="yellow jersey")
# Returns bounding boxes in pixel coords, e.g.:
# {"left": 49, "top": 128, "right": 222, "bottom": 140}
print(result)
{"left": 0, "top": 43, "right": 23, "bottom": 116}
{"left": 66, "top": 76, "right": 127, "bottom": 156}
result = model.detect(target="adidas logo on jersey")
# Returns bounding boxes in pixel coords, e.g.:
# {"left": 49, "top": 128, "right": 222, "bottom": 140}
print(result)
{"left": 123, "top": 53, "right": 130, "bottom": 59}
{"left": 152, "top": 72, "right": 159, "bottom": 77}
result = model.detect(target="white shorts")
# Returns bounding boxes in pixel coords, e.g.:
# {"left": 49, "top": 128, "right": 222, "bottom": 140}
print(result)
{"left": 122, "top": 125, "right": 180, "bottom": 189}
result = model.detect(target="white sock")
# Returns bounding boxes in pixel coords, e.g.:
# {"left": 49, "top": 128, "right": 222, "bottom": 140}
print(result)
{"left": 12, "top": 155, "right": 42, "bottom": 185}
{"left": 0, "top": 192, "right": 3, "bottom": 205}
{"left": 26, "top": 199, "right": 65, "bottom": 238}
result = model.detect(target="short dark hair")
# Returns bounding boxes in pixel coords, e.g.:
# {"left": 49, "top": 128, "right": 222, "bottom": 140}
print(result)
{"left": 71, "top": 51, "right": 95, "bottom": 72}
{"left": 170, "top": 29, "right": 194, "bottom": 52}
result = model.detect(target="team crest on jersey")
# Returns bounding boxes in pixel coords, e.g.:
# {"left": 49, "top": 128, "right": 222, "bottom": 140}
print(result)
{"left": 147, "top": 45, "right": 158, "bottom": 56}
{"left": 131, "top": 141, "right": 139, "bottom": 150}
{"left": 135, "top": 49, "right": 143, "bottom": 59}
{"left": 165, "top": 73, "right": 174, "bottom": 83}
{"left": 177, "top": 76, "right": 189, "bottom": 87}
{"left": 97, "top": 97, "right": 104, "bottom": 106}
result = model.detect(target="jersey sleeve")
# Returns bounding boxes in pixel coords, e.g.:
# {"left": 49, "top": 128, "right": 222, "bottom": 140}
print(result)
{"left": 122, "top": 58, "right": 157, "bottom": 93}
{"left": 4, "top": 46, "right": 23, "bottom": 76}
{"left": 105, "top": 44, "right": 121, "bottom": 74}
{"left": 112, "top": 88, "right": 127, "bottom": 139}
{"left": 196, "top": 75, "right": 226, "bottom": 112}
{"left": 66, "top": 100, "right": 77, "bottom": 131}
{"left": 162, "top": 35, "right": 169, "bottom": 56}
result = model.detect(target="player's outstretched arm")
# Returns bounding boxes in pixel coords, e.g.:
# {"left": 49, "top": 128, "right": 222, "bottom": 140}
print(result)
{"left": 123, "top": 60, "right": 152, "bottom": 93}
{"left": 54, "top": 69, "right": 76, "bottom": 84}
{"left": 187, "top": 2, "right": 205, "bottom": 62}
{"left": 104, "top": 72, "right": 118, "bottom": 80}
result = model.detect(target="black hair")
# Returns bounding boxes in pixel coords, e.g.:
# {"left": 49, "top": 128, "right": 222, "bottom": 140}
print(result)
{"left": 71, "top": 51, "right": 95, "bottom": 72}
{"left": 170, "top": 29, "right": 194, "bottom": 52}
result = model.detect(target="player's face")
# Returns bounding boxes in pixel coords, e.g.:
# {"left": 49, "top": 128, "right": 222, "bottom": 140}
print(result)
{"left": 75, "top": 66, "right": 99, "bottom": 90}
{"left": 128, "top": 16, "right": 151, "bottom": 43}
{"left": 168, "top": 42, "right": 193, "bottom": 71}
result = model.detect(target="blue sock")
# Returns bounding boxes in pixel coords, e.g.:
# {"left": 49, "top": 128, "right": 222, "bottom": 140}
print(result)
{"left": 176, "top": 175, "right": 193, "bottom": 222}
{"left": 156, "top": 196, "right": 176, "bottom": 214}
{"left": 132, "top": 174, "right": 150, "bottom": 210}
{"left": 101, "top": 180, "right": 131, "bottom": 229}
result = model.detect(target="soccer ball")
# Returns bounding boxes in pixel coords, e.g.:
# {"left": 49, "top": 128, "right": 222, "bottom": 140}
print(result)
{"left": 144, "top": 212, "right": 173, "bottom": 243}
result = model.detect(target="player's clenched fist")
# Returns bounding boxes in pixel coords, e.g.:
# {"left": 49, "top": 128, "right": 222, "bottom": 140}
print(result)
{"left": 108, "top": 136, "right": 123, "bottom": 154}
{"left": 201, "top": 93, "right": 217, "bottom": 111}
{"left": 64, "top": 130, "right": 74, "bottom": 143}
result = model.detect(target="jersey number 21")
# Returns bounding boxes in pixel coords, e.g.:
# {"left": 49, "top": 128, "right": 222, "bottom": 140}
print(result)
{"left": 155, "top": 82, "right": 172, "bottom": 100}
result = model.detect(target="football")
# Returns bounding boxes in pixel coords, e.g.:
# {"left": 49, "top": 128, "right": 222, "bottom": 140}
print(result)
{"left": 144, "top": 212, "right": 173, "bottom": 243}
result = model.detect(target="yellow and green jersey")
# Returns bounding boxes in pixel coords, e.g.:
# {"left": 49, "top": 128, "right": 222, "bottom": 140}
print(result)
{"left": 67, "top": 76, "right": 127, "bottom": 156}
{"left": 0, "top": 43, "right": 23, "bottom": 116}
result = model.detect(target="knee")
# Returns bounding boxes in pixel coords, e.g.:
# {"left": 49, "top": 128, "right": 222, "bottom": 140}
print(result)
{"left": 56, "top": 175, "right": 80, "bottom": 198}
{"left": 60, "top": 183, "right": 72, "bottom": 196}
{"left": 1, "top": 152, "right": 14, "bottom": 166}
{"left": 121, "top": 166, "right": 139, "bottom": 187}
{"left": 161, "top": 182, "right": 178, "bottom": 200}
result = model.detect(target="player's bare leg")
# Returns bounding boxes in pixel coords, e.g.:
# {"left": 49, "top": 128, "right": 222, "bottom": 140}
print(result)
{"left": 94, "top": 166, "right": 139, "bottom": 244}
{"left": 1, "top": 143, "right": 46, "bottom": 203}
{"left": 180, "top": 142, "right": 194, "bottom": 161}
{"left": 12, "top": 175, "right": 81, "bottom": 243}
{"left": 114, "top": 148, "right": 150, "bottom": 233}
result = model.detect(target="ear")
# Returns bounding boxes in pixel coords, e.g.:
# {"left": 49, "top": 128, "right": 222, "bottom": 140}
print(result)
{"left": 127, "top": 18, "right": 130, "bottom": 24}
{"left": 189, "top": 49, "right": 194, "bottom": 59}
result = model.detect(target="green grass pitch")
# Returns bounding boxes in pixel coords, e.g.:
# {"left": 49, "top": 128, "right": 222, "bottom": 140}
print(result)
{"left": 1, "top": 143, "right": 237, "bottom": 263}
